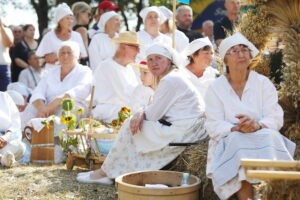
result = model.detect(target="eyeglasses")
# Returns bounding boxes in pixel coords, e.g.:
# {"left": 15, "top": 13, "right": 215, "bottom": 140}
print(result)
{"left": 125, "top": 44, "right": 140, "bottom": 50}
{"left": 226, "top": 48, "right": 250, "bottom": 56}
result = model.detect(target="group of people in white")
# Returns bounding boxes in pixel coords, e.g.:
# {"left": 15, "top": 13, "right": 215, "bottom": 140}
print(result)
{"left": 0, "top": 2, "right": 296, "bottom": 200}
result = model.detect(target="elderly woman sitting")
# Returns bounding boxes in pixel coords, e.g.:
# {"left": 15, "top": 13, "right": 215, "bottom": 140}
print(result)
{"left": 22, "top": 41, "right": 92, "bottom": 128}
{"left": 205, "top": 32, "right": 295, "bottom": 200}
{"left": 76, "top": 44, "right": 207, "bottom": 184}
{"left": 0, "top": 92, "right": 26, "bottom": 167}
{"left": 182, "top": 37, "right": 218, "bottom": 97}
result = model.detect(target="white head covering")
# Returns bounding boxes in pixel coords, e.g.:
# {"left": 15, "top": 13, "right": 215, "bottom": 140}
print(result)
{"left": 55, "top": 3, "right": 73, "bottom": 24}
{"left": 159, "top": 6, "right": 173, "bottom": 20}
{"left": 219, "top": 32, "right": 259, "bottom": 60}
{"left": 57, "top": 41, "right": 80, "bottom": 58}
{"left": 139, "top": 6, "right": 166, "bottom": 25}
{"left": 183, "top": 37, "right": 213, "bottom": 56}
{"left": 97, "top": 11, "right": 119, "bottom": 32}
{"left": 6, "top": 90, "right": 25, "bottom": 106}
{"left": 7, "top": 82, "right": 31, "bottom": 97}
{"left": 146, "top": 43, "right": 173, "bottom": 60}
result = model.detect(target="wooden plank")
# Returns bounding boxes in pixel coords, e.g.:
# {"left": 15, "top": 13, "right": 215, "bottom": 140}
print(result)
{"left": 241, "top": 159, "right": 300, "bottom": 168}
{"left": 246, "top": 170, "right": 300, "bottom": 180}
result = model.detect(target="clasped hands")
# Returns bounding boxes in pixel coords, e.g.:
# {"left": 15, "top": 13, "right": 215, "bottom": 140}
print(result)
{"left": 231, "top": 114, "right": 261, "bottom": 133}
{"left": 0, "top": 136, "right": 8, "bottom": 150}
{"left": 130, "top": 112, "right": 145, "bottom": 135}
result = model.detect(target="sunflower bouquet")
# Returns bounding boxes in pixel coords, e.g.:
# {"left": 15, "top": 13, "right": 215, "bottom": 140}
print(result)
{"left": 111, "top": 107, "right": 132, "bottom": 128}
{"left": 60, "top": 98, "right": 85, "bottom": 131}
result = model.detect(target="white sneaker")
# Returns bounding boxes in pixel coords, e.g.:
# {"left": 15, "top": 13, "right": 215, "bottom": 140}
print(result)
{"left": 76, "top": 174, "right": 113, "bottom": 185}
{"left": 1, "top": 151, "right": 15, "bottom": 167}
{"left": 77, "top": 171, "right": 93, "bottom": 177}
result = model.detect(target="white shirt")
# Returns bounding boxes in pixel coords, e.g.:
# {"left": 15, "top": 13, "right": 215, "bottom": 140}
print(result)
{"left": 166, "top": 30, "right": 189, "bottom": 52}
{"left": 18, "top": 66, "right": 44, "bottom": 90}
{"left": 30, "top": 64, "right": 92, "bottom": 104}
{"left": 137, "top": 30, "right": 172, "bottom": 62}
{"left": 88, "top": 33, "right": 117, "bottom": 70}
{"left": 0, "top": 27, "right": 13, "bottom": 65}
{"left": 91, "top": 58, "right": 140, "bottom": 122}
{"left": 183, "top": 66, "right": 218, "bottom": 98}
{"left": 36, "top": 30, "right": 87, "bottom": 69}
{"left": 145, "top": 70, "right": 205, "bottom": 122}
{"left": 205, "top": 71, "right": 283, "bottom": 141}
{"left": 0, "top": 92, "right": 20, "bottom": 133}
{"left": 130, "top": 85, "right": 154, "bottom": 114}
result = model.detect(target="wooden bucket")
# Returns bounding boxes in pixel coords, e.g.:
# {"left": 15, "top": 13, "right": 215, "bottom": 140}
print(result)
{"left": 23, "top": 122, "right": 54, "bottom": 165}
{"left": 115, "top": 170, "right": 201, "bottom": 200}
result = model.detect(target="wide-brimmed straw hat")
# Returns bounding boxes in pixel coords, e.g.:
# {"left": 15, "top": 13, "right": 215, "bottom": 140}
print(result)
{"left": 111, "top": 31, "right": 143, "bottom": 46}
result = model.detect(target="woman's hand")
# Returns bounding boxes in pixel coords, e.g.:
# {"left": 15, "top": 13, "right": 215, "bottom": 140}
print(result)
{"left": 130, "top": 112, "right": 145, "bottom": 135}
{"left": 36, "top": 106, "right": 50, "bottom": 118}
{"left": 235, "top": 114, "right": 260, "bottom": 133}
{"left": 0, "top": 136, "right": 7, "bottom": 149}
{"left": 45, "top": 53, "right": 58, "bottom": 64}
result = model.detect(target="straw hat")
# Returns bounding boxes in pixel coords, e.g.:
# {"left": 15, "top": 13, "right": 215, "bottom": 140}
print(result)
{"left": 111, "top": 31, "right": 143, "bottom": 46}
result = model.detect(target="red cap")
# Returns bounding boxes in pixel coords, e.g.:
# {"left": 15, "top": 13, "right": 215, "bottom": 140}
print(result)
{"left": 98, "top": 1, "right": 120, "bottom": 11}
{"left": 140, "top": 61, "right": 147, "bottom": 65}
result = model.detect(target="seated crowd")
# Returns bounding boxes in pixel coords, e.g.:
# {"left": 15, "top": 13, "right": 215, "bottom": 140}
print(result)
{"left": 0, "top": 2, "right": 295, "bottom": 200}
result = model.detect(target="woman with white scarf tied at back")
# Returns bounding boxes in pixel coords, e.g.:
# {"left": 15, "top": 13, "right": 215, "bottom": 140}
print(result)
{"left": 136, "top": 6, "right": 172, "bottom": 63}
{"left": 88, "top": 11, "right": 121, "bottom": 70}
{"left": 76, "top": 43, "right": 207, "bottom": 185}
{"left": 36, "top": 3, "right": 87, "bottom": 71}
{"left": 182, "top": 37, "right": 218, "bottom": 98}
{"left": 205, "top": 32, "right": 295, "bottom": 200}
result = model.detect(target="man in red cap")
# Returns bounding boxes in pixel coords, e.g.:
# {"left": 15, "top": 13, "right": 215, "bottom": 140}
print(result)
{"left": 91, "top": 1, "right": 120, "bottom": 32}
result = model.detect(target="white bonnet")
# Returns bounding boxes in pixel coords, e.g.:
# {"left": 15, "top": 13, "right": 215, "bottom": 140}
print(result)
{"left": 183, "top": 37, "right": 213, "bottom": 56}
{"left": 219, "top": 32, "right": 259, "bottom": 59}
{"left": 55, "top": 3, "right": 73, "bottom": 24}
{"left": 145, "top": 43, "right": 173, "bottom": 60}
{"left": 97, "top": 11, "right": 119, "bottom": 32}
{"left": 159, "top": 6, "right": 173, "bottom": 20}
{"left": 57, "top": 41, "right": 80, "bottom": 58}
{"left": 6, "top": 90, "right": 25, "bottom": 106}
{"left": 139, "top": 6, "right": 166, "bottom": 25}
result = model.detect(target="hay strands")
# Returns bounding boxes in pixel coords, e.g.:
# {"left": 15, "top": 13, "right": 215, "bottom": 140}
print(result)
{"left": 241, "top": 159, "right": 300, "bottom": 180}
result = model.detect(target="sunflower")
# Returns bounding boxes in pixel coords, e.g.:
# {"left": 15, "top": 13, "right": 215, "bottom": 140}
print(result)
{"left": 76, "top": 108, "right": 84, "bottom": 115}
{"left": 61, "top": 98, "right": 75, "bottom": 111}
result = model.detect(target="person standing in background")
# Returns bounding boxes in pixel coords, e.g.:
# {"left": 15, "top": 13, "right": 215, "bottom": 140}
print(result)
{"left": 214, "top": 0, "right": 241, "bottom": 47}
{"left": 11, "top": 24, "right": 38, "bottom": 82}
{"left": 0, "top": 18, "right": 14, "bottom": 91}
{"left": 176, "top": 5, "right": 203, "bottom": 42}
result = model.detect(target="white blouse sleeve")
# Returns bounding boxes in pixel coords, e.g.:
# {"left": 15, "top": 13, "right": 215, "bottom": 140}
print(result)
{"left": 5, "top": 93, "right": 21, "bottom": 132}
{"left": 259, "top": 78, "right": 283, "bottom": 130}
{"left": 144, "top": 79, "right": 178, "bottom": 121}
{"left": 36, "top": 32, "right": 53, "bottom": 57}
{"left": 30, "top": 76, "right": 48, "bottom": 103}
{"left": 204, "top": 86, "right": 235, "bottom": 141}
{"left": 88, "top": 36, "right": 100, "bottom": 70}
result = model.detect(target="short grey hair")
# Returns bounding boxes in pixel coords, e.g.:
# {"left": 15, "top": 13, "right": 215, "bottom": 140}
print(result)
{"left": 202, "top": 20, "right": 214, "bottom": 28}
{"left": 176, "top": 5, "right": 192, "bottom": 16}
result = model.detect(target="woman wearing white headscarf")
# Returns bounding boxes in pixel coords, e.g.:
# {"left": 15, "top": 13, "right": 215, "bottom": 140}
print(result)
{"left": 36, "top": 3, "right": 87, "bottom": 70}
{"left": 76, "top": 43, "right": 206, "bottom": 184}
{"left": 0, "top": 91, "right": 26, "bottom": 167}
{"left": 137, "top": 6, "right": 172, "bottom": 62}
{"left": 159, "top": 6, "right": 189, "bottom": 52}
{"left": 88, "top": 11, "right": 121, "bottom": 70}
{"left": 22, "top": 41, "right": 92, "bottom": 127}
{"left": 182, "top": 37, "right": 218, "bottom": 97}
{"left": 205, "top": 32, "right": 295, "bottom": 200}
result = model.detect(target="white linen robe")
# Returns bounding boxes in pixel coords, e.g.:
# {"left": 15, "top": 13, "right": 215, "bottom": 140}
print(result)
{"left": 165, "top": 30, "right": 189, "bottom": 52}
{"left": 205, "top": 71, "right": 295, "bottom": 199}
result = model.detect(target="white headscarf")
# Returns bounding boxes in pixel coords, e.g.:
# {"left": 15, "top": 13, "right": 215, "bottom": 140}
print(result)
{"left": 97, "top": 11, "right": 119, "bottom": 32}
{"left": 57, "top": 41, "right": 80, "bottom": 58}
{"left": 139, "top": 6, "right": 166, "bottom": 25}
{"left": 7, "top": 82, "right": 31, "bottom": 97}
{"left": 159, "top": 6, "right": 173, "bottom": 20}
{"left": 183, "top": 37, "right": 213, "bottom": 57}
{"left": 219, "top": 32, "right": 259, "bottom": 60}
{"left": 6, "top": 90, "right": 25, "bottom": 106}
{"left": 54, "top": 3, "right": 73, "bottom": 24}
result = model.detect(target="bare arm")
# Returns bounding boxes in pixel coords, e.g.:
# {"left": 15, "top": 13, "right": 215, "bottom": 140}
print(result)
{"left": 15, "top": 58, "right": 29, "bottom": 69}
{"left": 32, "top": 99, "right": 49, "bottom": 118}
{"left": 76, "top": 27, "right": 89, "bottom": 56}
{"left": 0, "top": 18, "right": 13, "bottom": 47}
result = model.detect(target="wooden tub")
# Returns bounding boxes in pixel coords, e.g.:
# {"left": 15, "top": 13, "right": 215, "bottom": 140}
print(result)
{"left": 115, "top": 170, "right": 201, "bottom": 200}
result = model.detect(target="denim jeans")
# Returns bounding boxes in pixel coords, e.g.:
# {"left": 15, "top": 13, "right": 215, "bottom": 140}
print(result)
{"left": 0, "top": 65, "right": 10, "bottom": 91}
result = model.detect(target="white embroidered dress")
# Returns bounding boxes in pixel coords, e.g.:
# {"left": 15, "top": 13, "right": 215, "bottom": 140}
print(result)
{"left": 101, "top": 70, "right": 207, "bottom": 178}
{"left": 205, "top": 71, "right": 295, "bottom": 199}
